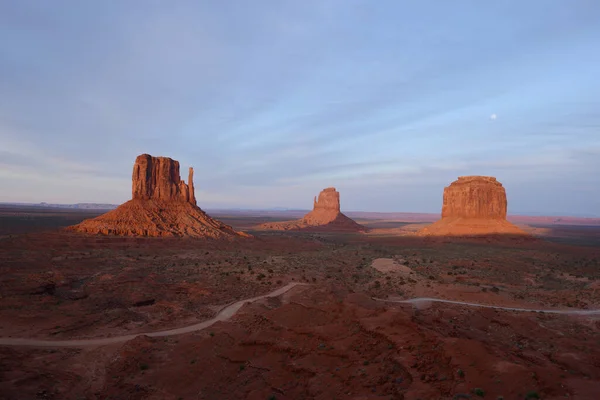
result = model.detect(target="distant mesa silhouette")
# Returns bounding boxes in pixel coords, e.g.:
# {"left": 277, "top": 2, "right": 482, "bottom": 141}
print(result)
{"left": 417, "top": 176, "right": 528, "bottom": 237}
{"left": 68, "top": 154, "right": 249, "bottom": 239}
{"left": 259, "top": 187, "right": 366, "bottom": 232}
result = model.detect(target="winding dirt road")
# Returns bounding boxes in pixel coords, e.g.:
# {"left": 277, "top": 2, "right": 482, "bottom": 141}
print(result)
{"left": 1, "top": 283, "right": 598, "bottom": 348}
{"left": 0, "top": 282, "right": 306, "bottom": 348}
{"left": 373, "top": 297, "right": 600, "bottom": 316}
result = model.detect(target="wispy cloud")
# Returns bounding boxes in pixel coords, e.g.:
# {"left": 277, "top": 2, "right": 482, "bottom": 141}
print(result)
{"left": 0, "top": 1, "right": 599, "bottom": 213}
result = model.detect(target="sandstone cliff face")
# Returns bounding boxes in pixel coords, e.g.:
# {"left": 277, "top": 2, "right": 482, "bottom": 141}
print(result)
{"left": 132, "top": 154, "right": 196, "bottom": 205}
{"left": 259, "top": 187, "right": 366, "bottom": 232}
{"left": 441, "top": 176, "right": 507, "bottom": 219}
{"left": 313, "top": 187, "right": 341, "bottom": 212}
{"left": 418, "top": 176, "right": 527, "bottom": 237}
{"left": 69, "top": 154, "right": 248, "bottom": 239}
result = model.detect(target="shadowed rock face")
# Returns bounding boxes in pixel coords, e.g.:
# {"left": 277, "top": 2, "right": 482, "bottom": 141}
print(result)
{"left": 442, "top": 176, "right": 507, "bottom": 219}
{"left": 68, "top": 154, "right": 248, "bottom": 239}
{"left": 132, "top": 154, "right": 196, "bottom": 205}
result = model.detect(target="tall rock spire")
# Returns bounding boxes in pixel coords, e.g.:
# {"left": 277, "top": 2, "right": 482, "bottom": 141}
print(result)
{"left": 188, "top": 167, "right": 196, "bottom": 206}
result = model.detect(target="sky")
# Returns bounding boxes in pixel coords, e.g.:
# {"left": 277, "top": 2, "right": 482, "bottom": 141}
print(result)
{"left": 1, "top": 1, "right": 599, "bottom": 215}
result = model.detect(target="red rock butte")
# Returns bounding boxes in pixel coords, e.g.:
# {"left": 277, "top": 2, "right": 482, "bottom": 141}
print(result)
{"left": 259, "top": 187, "right": 366, "bottom": 232}
{"left": 132, "top": 154, "right": 197, "bottom": 205}
{"left": 418, "top": 176, "right": 528, "bottom": 237}
{"left": 68, "top": 154, "right": 249, "bottom": 239}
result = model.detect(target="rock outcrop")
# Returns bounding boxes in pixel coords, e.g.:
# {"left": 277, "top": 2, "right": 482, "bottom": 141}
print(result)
{"left": 441, "top": 176, "right": 506, "bottom": 219}
{"left": 313, "top": 187, "right": 340, "bottom": 212}
{"left": 418, "top": 176, "right": 528, "bottom": 237}
{"left": 131, "top": 154, "right": 197, "bottom": 205}
{"left": 68, "top": 154, "right": 249, "bottom": 239}
{"left": 259, "top": 187, "right": 366, "bottom": 232}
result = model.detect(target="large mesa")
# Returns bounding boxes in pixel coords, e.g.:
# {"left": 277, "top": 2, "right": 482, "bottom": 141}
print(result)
{"left": 68, "top": 154, "right": 249, "bottom": 239}
{"left": 441, "top": 176, "right": 507, "bottom": 219}
{"left": 418, "top": 176, "right": 527, "bottom": 237}
{"left": 259, "top": 187, "right": 366, "bottom": 232}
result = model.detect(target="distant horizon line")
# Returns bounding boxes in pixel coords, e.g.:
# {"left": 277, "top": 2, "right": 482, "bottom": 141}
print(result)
{"left": 1, "top": 201, "right": 598, "bottom": 219}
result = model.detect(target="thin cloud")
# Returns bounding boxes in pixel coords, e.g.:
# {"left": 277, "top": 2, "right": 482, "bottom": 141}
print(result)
{"left": 0, "top": 1, "right": 598, "bottom": 213}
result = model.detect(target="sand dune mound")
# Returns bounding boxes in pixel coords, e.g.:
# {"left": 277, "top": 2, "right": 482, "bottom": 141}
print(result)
{"left": 418, "top": 176, "right": 528, "bottom": 237}
{"left": 259, "top": 187, "right": 366, "bottom": 232}
{"left": 68, "top": 154, "right": 249, "bottom": 239}
{"left": 418, "top": 217, "right": 527, "bottom": 236}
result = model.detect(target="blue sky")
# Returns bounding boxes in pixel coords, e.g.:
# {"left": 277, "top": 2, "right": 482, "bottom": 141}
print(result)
{"left": 1, "top": 1, "right": 599, "bottom": 215}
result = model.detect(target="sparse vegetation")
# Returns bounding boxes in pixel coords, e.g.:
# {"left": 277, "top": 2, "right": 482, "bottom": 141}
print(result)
{"left": 2, "top": 207, "right": 600, "bottom": 398}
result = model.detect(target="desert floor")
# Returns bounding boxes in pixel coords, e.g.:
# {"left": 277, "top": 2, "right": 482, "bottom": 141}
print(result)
{"left": 1, "top": 207, "right": 599, "bottom": 400}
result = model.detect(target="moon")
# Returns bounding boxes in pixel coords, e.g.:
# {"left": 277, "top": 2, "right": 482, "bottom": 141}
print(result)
{"left": 490, "top": 114, "right": 497, "bottom": 120}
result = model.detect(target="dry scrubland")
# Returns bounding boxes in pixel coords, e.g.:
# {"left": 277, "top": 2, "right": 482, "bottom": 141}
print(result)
{"left": 1, "top": 208, "right": 600, "bottom": 399}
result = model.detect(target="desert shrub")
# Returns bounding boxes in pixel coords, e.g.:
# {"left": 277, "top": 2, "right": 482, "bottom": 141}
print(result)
{"left": 472, "top": 388, "right": 485, "bottom": 397}
{"left": 525, "top": 392, "right": 540, "bottom": 399}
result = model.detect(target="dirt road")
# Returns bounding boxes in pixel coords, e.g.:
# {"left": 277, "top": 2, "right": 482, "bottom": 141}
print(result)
{"left": 374, "top": 297, "right": 600, "bottom": 315}
{"left": 1, "top": 283, "right": 598, "bottom": 348}
{"left": 0, "top": 282, "right": 307, "bottom": 348}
